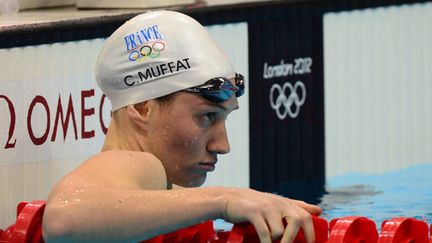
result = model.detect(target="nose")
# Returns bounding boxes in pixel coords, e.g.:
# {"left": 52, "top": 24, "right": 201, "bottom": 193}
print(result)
{"left": 207, "top": 121, "right": 230, "bottom": 155}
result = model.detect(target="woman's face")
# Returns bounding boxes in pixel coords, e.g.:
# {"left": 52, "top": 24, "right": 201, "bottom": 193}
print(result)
{"left": 147, "top": 91, "right": 239, "bottom": 187}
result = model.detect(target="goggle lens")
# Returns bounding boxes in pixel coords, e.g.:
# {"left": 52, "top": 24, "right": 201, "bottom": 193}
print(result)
{"left": 184, "top": 73, "right": 245, "bottom": 102}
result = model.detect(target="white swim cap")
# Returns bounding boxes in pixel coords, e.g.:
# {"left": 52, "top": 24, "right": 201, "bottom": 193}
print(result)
{"left": 95, "top": 10, "right": 236, "bottom": 111}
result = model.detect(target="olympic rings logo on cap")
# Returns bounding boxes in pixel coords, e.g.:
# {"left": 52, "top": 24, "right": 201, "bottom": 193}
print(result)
{"left": 128, "top": 41, "right": 166, "bottom": 62}
{"left": 269, "top": 81, "right": 306, "bottom": 120}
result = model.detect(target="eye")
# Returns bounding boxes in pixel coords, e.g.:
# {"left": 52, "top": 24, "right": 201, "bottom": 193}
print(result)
{"left": 203, "top": 112, "right": 218, "bottom": 123}
{"left": 196, "top": 108, "right": 230, "bottom": 128}
{"left": 197, "top": 112, "right": 221, "bottom": 128}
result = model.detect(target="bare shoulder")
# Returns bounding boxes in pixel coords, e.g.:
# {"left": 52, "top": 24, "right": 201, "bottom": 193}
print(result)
{"left": 55, "top": 150, "right": 168, "bottom": 192}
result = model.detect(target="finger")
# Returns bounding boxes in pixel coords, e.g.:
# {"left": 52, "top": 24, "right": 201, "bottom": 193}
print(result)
{"left": 298, "top": 212, "right": 315, "bottom": 243}
{"left": 290, "top": 199, "right": 322, "bottom": 215}
{"left": 264, "top": 211, "right": 285, "bottom": 240}
{"left": 250, "top": 216, "right": 272, "bottom": 243}
{"left": 280, "top": 217, "right": 301, "bottom": 243}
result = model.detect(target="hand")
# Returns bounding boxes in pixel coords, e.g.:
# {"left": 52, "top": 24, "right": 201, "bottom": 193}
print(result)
{"left": 222, "top": 188, "right": 322, "bottom": 243}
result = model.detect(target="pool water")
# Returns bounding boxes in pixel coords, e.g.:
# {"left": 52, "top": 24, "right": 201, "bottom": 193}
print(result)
{"left": 214, "top": 162, "right": 432, "bottom": 231}
{"left": 320, "top": 162, "right": 432, "bottom": 228}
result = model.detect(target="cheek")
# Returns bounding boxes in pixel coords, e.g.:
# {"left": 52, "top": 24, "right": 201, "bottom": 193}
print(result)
{"left": 169, "top": 128, "right": 202, "bottom": 154}
{"left": 154, "top": 116, "right": 201, "bottom": 157}
{"left": 160, "top": 127, "right": 205, "bottom": 183}
{"left": 153, "top": 109, "right": 208, "bottom": 167}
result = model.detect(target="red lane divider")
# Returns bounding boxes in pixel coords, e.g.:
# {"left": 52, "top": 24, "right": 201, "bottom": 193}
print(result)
{"left": 377, "top": 217, "right": 429, "bottom": 243}
{"left": 1, "top": 201, "right": 431, "bottom": 243}
{"left": 143, "top": 220, "right": 218, "bottom": 243}
{"left": 226, "top": 216, "right": 328, "bottom": 243}
{"left": 226, "top": 222, "right": 259, "bottom": 243}
{"left": 328, "top": 216, "right": 378, "bottom": 242}
{"left": 0, "top": 201, "right": 45, "bottom": 243}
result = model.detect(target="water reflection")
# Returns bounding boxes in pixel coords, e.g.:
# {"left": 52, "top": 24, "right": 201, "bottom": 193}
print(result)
{"left": 318, "top": 163, "right": 432, "bottom": 228}
{"left": 267, "top": 163, "right": 432, "bottom": 228}
{"left": 320, "top": 184, "right": 381, "bottom": 210}
{"left": 215, "top": 163, "right": 432, "bottom": 231}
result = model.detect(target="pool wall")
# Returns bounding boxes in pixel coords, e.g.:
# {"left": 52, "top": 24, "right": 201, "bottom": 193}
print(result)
{"left": 324, "top": 3, "right": 432, "bottom": 178}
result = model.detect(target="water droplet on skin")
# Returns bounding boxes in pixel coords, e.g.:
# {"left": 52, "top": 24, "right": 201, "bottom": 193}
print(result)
{"left": 132, "top": 191, "right": 143, "bottom": 198}
{"left": 160, "top": 129, "right": 169, "bottom": 142}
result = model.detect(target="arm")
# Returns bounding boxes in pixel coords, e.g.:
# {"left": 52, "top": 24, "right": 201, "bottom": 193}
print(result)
{"left": 44, "top": 187, "right": 321, "bottom": 243}
{"left": 42, "top": 151, "right": 321, "bottom": 243}
{"left": 43, "top": 186, "right": 225, "bottom": 242}
{"left": 43, "top": 150, "right": 222, "bottom": 242}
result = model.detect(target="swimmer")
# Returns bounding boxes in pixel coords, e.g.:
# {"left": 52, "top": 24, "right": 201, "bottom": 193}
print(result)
{"left": 42, "top": 10, "right": 321, "bottom": 243}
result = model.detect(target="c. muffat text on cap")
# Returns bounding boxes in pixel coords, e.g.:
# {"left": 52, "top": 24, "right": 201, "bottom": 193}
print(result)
{"left": 95, "top": 10, "right": 236, "bottom": 111}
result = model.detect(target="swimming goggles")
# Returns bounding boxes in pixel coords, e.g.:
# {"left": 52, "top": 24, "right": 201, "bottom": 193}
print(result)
{"left": 184, "top": 73, "right": 245, "bottom": 102}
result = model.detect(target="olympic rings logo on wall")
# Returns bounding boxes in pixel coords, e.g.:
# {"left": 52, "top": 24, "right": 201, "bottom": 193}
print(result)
{"left": 269, "top": 81, "right": 306, "bottom": 120}
{"left": 128, "top": 41, "right": 166, "bottom": 62}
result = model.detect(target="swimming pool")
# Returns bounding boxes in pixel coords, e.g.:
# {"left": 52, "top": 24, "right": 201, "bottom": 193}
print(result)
{"left": 320, "top": 162, "right": 432, "bottom": 228}
{"left": 215, "top": 162, "right": 432, "bottom": 231}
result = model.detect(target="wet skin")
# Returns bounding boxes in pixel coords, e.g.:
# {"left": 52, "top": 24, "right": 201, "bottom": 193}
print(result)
{"left": 42, "top": 84, "right": 322, "bottom": 243}
{"left": 144, "top": 91, "right": 238, "bottom": 187}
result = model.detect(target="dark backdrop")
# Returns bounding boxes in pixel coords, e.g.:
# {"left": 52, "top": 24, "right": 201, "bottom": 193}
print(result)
{"left": 247, "top": 8, "right": 325, "bottom": 201}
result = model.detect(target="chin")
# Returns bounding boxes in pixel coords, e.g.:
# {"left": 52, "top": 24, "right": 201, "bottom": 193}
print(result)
{"left": 176, "top": 175, "right": 207, "bottom": 188}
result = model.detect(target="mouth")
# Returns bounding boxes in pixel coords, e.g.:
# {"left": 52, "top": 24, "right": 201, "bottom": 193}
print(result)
{"left": 198, "top": 161, "right": 217, "bottom": 172}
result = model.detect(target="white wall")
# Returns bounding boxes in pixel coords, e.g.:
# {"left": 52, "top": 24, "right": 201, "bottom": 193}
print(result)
{"left": 0, "top": 22, "right": 249, "bottom": 229}
{"left": 324, "top": 3, "right": 432, "bottom": 178}
{"left": 0, "top": 39, "right": 107, "bottom": 229}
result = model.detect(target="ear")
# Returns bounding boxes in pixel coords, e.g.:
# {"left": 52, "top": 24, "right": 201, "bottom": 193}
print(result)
{"left": 126, "top": 102, "right": 152, "bottom": 130}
